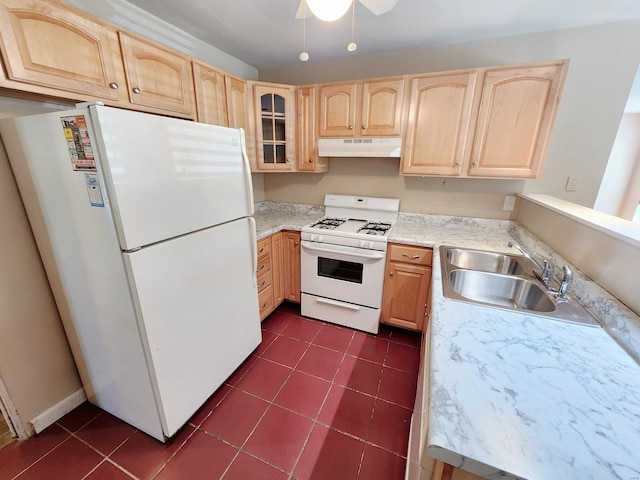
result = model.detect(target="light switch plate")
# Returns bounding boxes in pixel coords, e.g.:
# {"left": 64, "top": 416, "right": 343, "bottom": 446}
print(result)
{"left": 566, "top": 176, "right": 580, "bottom": 192}
{"left": 503, "top": 196, "right": 516, "bottom": 211}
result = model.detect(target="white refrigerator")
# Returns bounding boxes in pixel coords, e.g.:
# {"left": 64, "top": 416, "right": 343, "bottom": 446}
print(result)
{"left": 0, "top": 104, "right": 262, "bottom": 441}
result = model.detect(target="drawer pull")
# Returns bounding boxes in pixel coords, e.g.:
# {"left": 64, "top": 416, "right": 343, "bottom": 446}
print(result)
{"left": 402, "top": 253, "right": 421, "bottom": 259}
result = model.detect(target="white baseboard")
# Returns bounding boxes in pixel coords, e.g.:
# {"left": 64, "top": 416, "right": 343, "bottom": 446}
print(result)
{"left": 29, "top": 388, "right": 87, "bottom": 434}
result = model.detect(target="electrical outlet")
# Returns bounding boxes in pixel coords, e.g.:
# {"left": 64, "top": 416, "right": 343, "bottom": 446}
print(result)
{"left": 503, "top": 196, "right": 516, "bottom": 211}
{"left": 565, "top": 176, "right": 580, "bottom": 192}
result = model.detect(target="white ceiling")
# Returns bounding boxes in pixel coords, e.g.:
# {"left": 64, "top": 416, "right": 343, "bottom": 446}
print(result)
{"left": 125, "top": 0, "right": 640, "bottom": 71}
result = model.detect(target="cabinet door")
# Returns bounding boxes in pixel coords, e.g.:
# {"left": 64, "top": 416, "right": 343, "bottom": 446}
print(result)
{"left": 225, "top": 75, "right": 257, "bottom": 169}
{"left": 381, "top": 262, "right": 431, "bottom": 332}
{"left": 0, "top": 0, "right": 126, "bottom": 101}
{"left": 254, "top": 83, "right": 296, "bottom": 171}
{"left": 318, "top": 82, "right": 357, "bottom": 137}
{"left": 193, "top": 61, "right": 228, "bottom": 126}
{"left": 360, "top": 77, "right": 405, "bottom": 136}
{"left": 296, "top": 85, "right": 328, "bottom": 172}
{"left": 271, "top": 232, "right": 284, "bottom": 306}
{"left": 402, "top": 71, "right": 478, "bottom": 176}
{"left": 119, "top": 33, "right": 194, "bottom": 117}
{"left": 432, "top": 461, "right": 485, "bottom": 480}
{"left": 225, "top": 75, "right": 248, "bottom": 129}
{"left": 469, "top": 62, "right": 567, "bottom": 178}
{"left": 283, "top": 231, "right": 301, "bottom": 303}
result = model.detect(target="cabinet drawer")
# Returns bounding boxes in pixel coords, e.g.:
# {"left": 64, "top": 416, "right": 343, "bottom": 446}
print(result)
{"left": 257, "top": 237, "right": 271, "bottom": 258}
{"left": 256, "top": 256, "right": 270, "bottom": 277}
{"left": 257, "top": 270, "right": 272, "bottom": 293}
{"left": 258, "top": 284, "right": 274, "bottom": 321}
{"left": 388, "top": 244, "right": 433, "bottom": 265}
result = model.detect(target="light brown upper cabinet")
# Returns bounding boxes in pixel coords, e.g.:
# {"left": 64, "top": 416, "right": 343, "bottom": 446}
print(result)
{"left": 296, "top": 85, "right": 328, "bottom": 173}
{"left": 225, "top": 75, "right": 249, "bottom": 130}
{"left": 192, "top": 61, "right": 228, "bottom": 126}
{"left": 0, "top": 0, "right": 127, "bottom": 102}
{"left": 468, "top": 62, "right": 567, "bottom": 178}
{"left": 318, "top": 77, "right": 405, "bottom": 137}
{"left": 225, "top": 75, "right": 256, "bottom": 167}
{"left": 402, "top": 71, "right": 479, "bottom": 176}
{"left": 119, "top": 32, "right": 195, "bottom": 118}
{"left": 402, "top": 60, "right": 568, "bottom": 178}
{"left": 253, "top": 82, "right": 296, "bottom": 171}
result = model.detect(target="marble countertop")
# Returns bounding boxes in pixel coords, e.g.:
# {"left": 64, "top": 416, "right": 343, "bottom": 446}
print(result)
{"left": 253, "top": 202, "right": 640, "bottom": 480}
{"left": 254, "top": 201, "right": 322, "bottom": 238}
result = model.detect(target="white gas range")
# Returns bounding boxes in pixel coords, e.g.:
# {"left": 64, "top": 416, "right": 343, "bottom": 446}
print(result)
{"left": 300, "top": 194, "right": 400, "bottom": 334}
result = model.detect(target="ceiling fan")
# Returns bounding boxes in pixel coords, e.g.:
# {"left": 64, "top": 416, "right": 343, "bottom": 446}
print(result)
{"left": 295, "top": 0, "right": 400, "bottom": 21}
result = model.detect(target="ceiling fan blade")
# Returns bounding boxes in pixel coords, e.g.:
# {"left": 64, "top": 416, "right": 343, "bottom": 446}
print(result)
{"left": 358, "top": 0, "right": 399, "bottom": 15}
{"left": 295, "top": 0, "right": 312, "bottom": 19}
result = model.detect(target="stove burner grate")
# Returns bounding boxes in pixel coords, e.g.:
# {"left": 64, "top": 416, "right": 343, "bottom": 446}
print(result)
{"left": 309, "top": 217, "right": 346, "bottom": 230}
{"left": 357, "top": 221, "right": 392, "bottom": 236}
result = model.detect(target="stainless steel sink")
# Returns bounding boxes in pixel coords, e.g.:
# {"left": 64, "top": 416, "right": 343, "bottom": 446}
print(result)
{"left": 445, "top": 247, "right": 533, "bottom": 275}
{"left": 449, "top": 269, "right": 555, "bottom": 312}
{"left": 439, "top": 245, "right": 601, "bottom": 327}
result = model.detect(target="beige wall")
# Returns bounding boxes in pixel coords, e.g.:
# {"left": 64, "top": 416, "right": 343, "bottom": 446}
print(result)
{"left": 0, "top": 98, "right": 82, "bottom": 436}
{"left": 260, "top": 20, "right": 640, "bottom": 214}
{"left": 265, "top": 157, "right": 523, "bottom": 219}
{"left": 252, "top": 173, "right": 265, "bottom": 203}
{"left": 516, "top": 197, "right": 640, "bottom": 315}
{"left": 595, "top": 113, "right": 640, "bottom": 218}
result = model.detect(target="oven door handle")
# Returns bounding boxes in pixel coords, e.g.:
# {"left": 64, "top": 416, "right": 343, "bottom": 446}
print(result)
{"left": 316, "top": 297, "right": 361, "bottom": 312}
{"left": 301, "top": 242, "right": 385, "bottom": 260}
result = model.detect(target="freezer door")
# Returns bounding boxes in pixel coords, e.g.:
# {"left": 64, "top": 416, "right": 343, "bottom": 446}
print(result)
{"left": 123, "top": 217, "right": 261, "bottom": 437}
{"left": 90, "top": 105, "right": 254, "bottom": 251}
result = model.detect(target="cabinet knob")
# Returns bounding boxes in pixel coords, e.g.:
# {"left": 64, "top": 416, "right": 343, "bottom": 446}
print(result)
{"left": 294, "top": 241, "right": 299, "bottom": 246}
{"left": 362, "top": 125, "right": 367, "bottom": 130}
{"left": 286, "top": 158, "right": 293, "bottom": 163}
{"left": 389, "top": 271, "right": 394, "bottom": 277}
{"left": 308, "top": 158, "right": 313, "bottom": 163}
{"left": 109, "top": 82, "right": 119, "bottom": 90}
{"left": 348, "top": 125, "right": 353, "bottom": 130}
{"left": 455, "top": 161, "right": 462, "bottom": 167}
{"left": 132, "top": 87, "right": 142, "bottom": 94}
{"left": 472, "top": 161, "right": 479, "bottom": 167}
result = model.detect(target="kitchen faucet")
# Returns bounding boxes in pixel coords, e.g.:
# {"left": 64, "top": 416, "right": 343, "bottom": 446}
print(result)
{"left": 557, "top": 265, "right": 573, "bottom": 300}
{"left": 507, "top": 241, "right": 554, "bottom": 288}
{"left": 507, "top": 241, "right": 574, "bottom": 299}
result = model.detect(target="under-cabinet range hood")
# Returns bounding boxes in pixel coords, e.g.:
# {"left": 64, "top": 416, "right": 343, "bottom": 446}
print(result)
{"left": 317, "top": 138, "right": 402, "bottom": 158}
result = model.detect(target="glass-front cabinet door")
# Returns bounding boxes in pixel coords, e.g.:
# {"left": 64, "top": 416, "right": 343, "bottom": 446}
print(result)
{"left": 253, "top": 83, "right": 296, "bottom": 171}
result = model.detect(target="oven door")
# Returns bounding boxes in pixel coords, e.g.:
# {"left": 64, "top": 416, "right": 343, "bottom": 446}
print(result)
{"left": 300, "top": 240, "right": 386, "bottom": 309}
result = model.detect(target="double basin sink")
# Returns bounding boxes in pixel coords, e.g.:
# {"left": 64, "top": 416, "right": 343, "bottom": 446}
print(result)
{"left": 440, "top": 246, "right": 600, "bottom": 327}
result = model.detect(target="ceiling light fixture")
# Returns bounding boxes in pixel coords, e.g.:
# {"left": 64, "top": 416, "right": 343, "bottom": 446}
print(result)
{"left": 306, "top": 0, "right": 353, "bottom": 22}
{"left": 347, "top": 0, "right": 357, "bottom": 52}
{"left": 299, "top": 0, "right": 309, "bottom": 61}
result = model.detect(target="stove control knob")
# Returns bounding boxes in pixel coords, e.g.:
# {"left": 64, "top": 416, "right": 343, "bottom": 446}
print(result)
{"left": 311, "top": 234, "right": 323, "bottom": 242}
{"left": 359, "top": 240, "right": 375, "bottom": 249}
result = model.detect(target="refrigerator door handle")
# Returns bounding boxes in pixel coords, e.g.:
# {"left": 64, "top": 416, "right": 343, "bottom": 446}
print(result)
{"left": 248, "top": 217, "right": 258, "bottom": 287}
{"left": 239, "top": 128, "right": 255, "bottom": 215}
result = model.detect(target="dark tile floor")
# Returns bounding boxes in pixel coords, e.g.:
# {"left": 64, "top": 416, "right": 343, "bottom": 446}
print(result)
{"left": 0, "top": 303, "right": 421, "bottom": 480}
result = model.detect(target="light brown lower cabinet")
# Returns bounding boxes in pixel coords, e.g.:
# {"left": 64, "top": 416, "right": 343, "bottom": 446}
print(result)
{"left": 271, "top": 232, "right": 284, "bottom": 306}
{"left": 256, "top": 236, "right": 274, "bottom": 321}
{"left": 432, "top": 460, "right": 485, "bottom": 480}
{"left": 282, "top": 231, "right": 301, "bottom": 303}
{"left": 381, "top": 243, "right": 433, "bottom": 332}
{"left": 256, "top": 230, "right": 300, "bottom": 321}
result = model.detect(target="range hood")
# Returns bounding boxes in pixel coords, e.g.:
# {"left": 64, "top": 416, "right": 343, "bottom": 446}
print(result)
{"left": 317, "top": 138, "right": 402, "bottom": 158}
